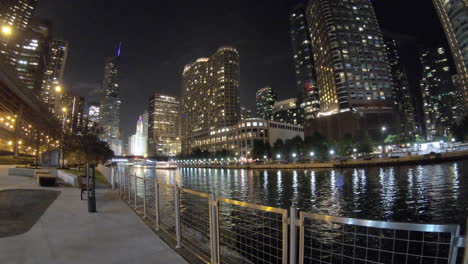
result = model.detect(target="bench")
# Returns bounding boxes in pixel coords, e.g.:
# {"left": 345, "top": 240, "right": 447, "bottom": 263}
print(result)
{"left": 36, "top": 172, "right": 57, "bottom": 187}
{"left": 78, "top": 176, "right": 94, "bottom": 200}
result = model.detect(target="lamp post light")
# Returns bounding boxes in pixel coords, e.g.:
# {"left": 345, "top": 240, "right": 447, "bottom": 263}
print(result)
{"left": 276, "top": 154, "right": 281, "bottom": 160}
{"left": 329, "top": 150, "right": 335, "bottom": 159}
{"left": 1, "top": 26, "right": 12, "bottom": 36}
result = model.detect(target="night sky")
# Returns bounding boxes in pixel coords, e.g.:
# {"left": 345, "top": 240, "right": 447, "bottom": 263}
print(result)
{"left": 36, "top": 0, "right": 445, "bottom": 137}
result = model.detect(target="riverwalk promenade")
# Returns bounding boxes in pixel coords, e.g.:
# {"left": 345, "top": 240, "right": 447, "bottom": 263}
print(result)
{"left": 0, "top": 166, "right": 187, "bottom": 264}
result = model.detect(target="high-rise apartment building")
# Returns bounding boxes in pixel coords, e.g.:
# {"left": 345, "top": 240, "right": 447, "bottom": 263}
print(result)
{"left": 273, "top": 98, "right": 304, "bottom": 126}
{"left": 304, "top": 0, "right": 395, "bottom": 140}
{"left": 256, "top": 87, "right": 277, "bottom": 120}
{"left": 0, "top": 0, "right": 38, "bottom": 31}
{"left": 290, "top": 4, "right": 320, "bottom": 119}
{"left": 148, "top": 94, "right": 180, "bottom": 156}
{"left": 420, "top": 47, "right": 463, "bottom": 139}
{"left": 181, "top": 47, "right": 240, "bottom": 154}
{"left": 41, "top": 40, "right": 68, "bottom": 114}
{"left": 99, "top": 44, "right": 122, "bottom": 155}
{"left": 384, "top": 39, "right": 418, "bottom": 139}
{"left": 433, "top": 0, "right": 468, "bottom": 110}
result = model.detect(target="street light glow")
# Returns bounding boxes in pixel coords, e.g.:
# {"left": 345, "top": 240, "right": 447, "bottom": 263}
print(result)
{"left": 381, "top": 126, "right": 387, "bottom": 132}
{"left": 276, "top": 154, "right": 281, "bottom": 159}
{"left": 2, "top": 26, "right": 12, "bottom": 36}
{"left": 62, "top": 107, "right": 67, "bottom": 112}
{"left": 310, "top": 152, "right": 314, "bottom": 156}
{"left": 292, "top": 153, "right": 297, "bottom": 158}
{"left": 55, "top": 85, "right": 62, "bottom": 92}
{"left": 330, "top": 150, "right": 335, "bottom": 155}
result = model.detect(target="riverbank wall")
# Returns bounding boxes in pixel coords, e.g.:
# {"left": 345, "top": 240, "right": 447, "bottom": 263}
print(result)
{"left": 179, "top": 149, "right": 468, "bottom": 169}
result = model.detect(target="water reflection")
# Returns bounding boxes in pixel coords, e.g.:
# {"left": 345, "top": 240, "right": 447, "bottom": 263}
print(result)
{"left": 125, "top": 160, "right": 468, "bottom": 227}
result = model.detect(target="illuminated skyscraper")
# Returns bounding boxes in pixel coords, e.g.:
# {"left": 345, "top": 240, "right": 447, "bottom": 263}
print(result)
{"left": 433, "top": 0, "right": 468, "bottom": 110}
{"left": 273, "top": 98, "right": 304, "bottom": 126}
{"left": 256, "top": 87, "right": 277, "bottom": 120}
{"left": 290, "top": 4, "right": 320, "bottom": 119}
{"left": 148, "top": 94, "right": 180, "bottom": 156}
{"left": 181, "top": 47, "right": 240, "bottom": 154}
{"left": 41, "top": 40, "right": 68, "bottom": 114}
{"left": 2, "top": 19, "right": 50, "bottom": 95}
{"left": 0, "top": 1, "right": 45, "bottom": 95}
{"left": 99, "top": 43, "right": 122, "bottom": 155}
{"left": 304, "top": 0, "right": 395, "bottom": 140}
{"left": 384, "top": 39, "right": 418, "bottom": 139}
{"left": 420, "top": 47, "right": 463, "bottom": 139}
{"left": 0, "top": 0, "right": 38, "bottom": 31}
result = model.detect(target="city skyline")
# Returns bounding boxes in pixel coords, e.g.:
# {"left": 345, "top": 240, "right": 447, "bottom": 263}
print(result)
{"left": 35, "top": 0, "right": 446, "bottom": 135}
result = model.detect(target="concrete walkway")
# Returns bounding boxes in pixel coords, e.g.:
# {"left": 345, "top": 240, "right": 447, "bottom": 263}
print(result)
{"left": 0, "top": 167, "right": 187, "bottom": 264}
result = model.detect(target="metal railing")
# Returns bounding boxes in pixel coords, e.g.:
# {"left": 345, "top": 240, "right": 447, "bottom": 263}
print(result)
{"left": 115, "top": 173, "right": 467, "bottom": 264}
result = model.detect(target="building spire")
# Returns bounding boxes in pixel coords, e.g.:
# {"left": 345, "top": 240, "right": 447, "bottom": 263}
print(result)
{"left": 117, "top": 42, "right": 122, "bottom": 57}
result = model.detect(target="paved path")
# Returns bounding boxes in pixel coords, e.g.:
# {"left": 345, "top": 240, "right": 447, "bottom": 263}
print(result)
{"left": 0, "top": 167, "right": 187, "bottom": 264}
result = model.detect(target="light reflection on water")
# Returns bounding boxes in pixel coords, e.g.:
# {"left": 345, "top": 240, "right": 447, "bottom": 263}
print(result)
{"left": 125, "top": 160, "right": 468, "bottom": 227}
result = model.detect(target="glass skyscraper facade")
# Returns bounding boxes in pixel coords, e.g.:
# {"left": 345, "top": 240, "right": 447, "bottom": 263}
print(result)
{"left": 148, "top": 94, "right": 180, "bottom": 157}
{"left": 256, "top": 87, "right": 277, "bottom": 121}
{"left": 420, "top": 47, "right": 463, "bottom": 138}
{"left": 384, "top": 39, "right": 418, "bottom": 139}
{"left": 433, "top": 0, "right": 468, "bottom": 110}
{"left": 304, "top": 0, "right": 396, "bottom": 140}
{"left": 41, "top": 40, "right": 68, "bottom": 114}
{"left": 99, "top": 44, "right": 122, "bottom": 155}
{"left": 290, "top": 4, "right": 319, "bottom": 119}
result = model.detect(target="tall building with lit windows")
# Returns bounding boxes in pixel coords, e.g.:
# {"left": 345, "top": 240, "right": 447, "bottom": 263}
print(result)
{"left": 99, "top": 43, "right": 122, "bottom": 155}
{"left": 0, "top": 0, "right": 38, "bottom": 32}
{"left": 420, "top": 47, "right": 463, "bottom": 139}
{"left": 290, "top": 4, "right": 320, "bottom": 119}
{"left": 148, "top": 94, "right": 180, "bottom": 156}
{"left": 0, "top": 1, "right": 42, "bottom": 93}
{"left": 384, "top": 39, "right": 418, "bottom": 139}
{"left": 256, "top": 87, "right": 277, "bottom": 120}
{"left": 41, "top": 40, "right": 68, "bottom": 114}
{"left": 273, "top": 98, "right": 304, "bottom": 126}
{"left": 181, "top": 47, "right": 240, "bottom": 154}
{"left": 304, "top": 0, "right": 395, "bottom": 140}
{"left": 433, "top": 0, "right": 468, "bottom": 110}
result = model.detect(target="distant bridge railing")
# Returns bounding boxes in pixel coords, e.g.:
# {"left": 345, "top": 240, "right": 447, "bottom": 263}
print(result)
{"left": 116, "top": 171, "right": 467, "bottom": 264}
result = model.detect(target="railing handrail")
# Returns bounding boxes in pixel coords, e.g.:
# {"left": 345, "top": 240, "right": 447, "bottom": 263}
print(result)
{"left": 119, "top": 173, "right": 467, "bottom": 264}
{"left": 179, "top": 187, "right": 210, "bottom": 198}
{"left": 299, "top": 211, "right": 461, "bottom": 234}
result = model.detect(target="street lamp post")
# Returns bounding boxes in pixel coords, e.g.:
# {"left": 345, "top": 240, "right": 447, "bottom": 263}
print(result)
{"left": 61, "top": 107, "right": 67, "bottom": 168}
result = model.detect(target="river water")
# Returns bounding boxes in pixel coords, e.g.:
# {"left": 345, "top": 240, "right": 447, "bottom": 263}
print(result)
{"left": 128, "top": 160, "right": 468, "bottom": 228}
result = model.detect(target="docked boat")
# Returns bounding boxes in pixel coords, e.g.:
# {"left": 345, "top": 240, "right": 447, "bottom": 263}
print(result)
{"left": 155, "top": 161, "right": 178, "bottom": 169}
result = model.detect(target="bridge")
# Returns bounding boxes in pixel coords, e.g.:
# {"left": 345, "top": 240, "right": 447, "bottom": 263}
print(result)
{"left": 0, "top": 60, "right": 61, "bottom": 160}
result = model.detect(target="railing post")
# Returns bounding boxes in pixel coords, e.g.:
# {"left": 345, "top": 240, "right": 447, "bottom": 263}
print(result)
{"left": 463, "top": 219, "right": 467, "bottom": 264}
{"left": 209, "top": 190, "right": 219, "bottom": 264}
{"left": 128, "top": 174, "right": 131, "bottom": 204}
{"left": 134, "top": 174, "right": 137, "bottom": 208}
{"left": 289, "top": 207, "right": 298, "bottom": 264}
{"left": 143, "top": 178, "right": 147, "bottom": 219}
{"left": 155, "top": 180, "right": 160, "bottom": 231}
{"left": 174, "top": 184, "right": 181, "bottom": 248}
